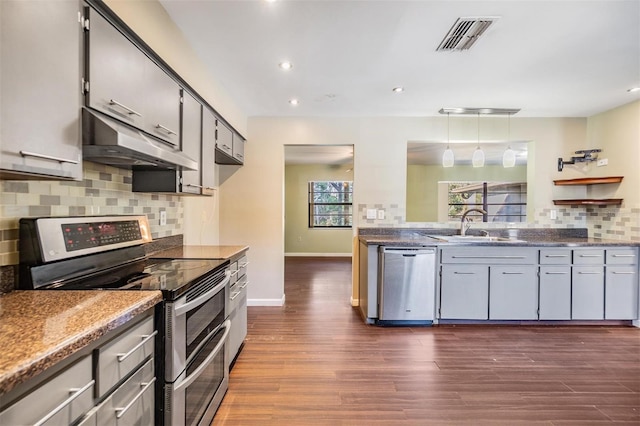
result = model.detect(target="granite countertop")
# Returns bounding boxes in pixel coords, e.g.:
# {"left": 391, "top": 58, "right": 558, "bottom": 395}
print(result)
{"left": 0, "top": 290, "right": 162, "bottom": 396}
{"left": 151, "top": 245, "right": 249, "bottom": 260}
{"left": 359, "top": 235, "right": 640, "bottom": 247}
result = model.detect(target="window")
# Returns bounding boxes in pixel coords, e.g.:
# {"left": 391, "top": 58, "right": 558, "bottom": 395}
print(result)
{"left": 308, "top": 181, "right": 353, "bottom": 228}
{"left": 448, "top": 181, "right": 527, "bottom": 222}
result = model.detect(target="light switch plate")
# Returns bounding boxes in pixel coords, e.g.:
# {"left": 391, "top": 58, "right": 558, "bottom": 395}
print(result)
{"left": 597, "top": 158, "right": 608, "bottom": 166}
{"left": 377, "top": 209, "right": 385, "bottom": 220}
{"left": 366, "top": 209, "right": 376, "bottom": 219}
{"left": 160, "top": 210, "right": 167, "bottom": 226}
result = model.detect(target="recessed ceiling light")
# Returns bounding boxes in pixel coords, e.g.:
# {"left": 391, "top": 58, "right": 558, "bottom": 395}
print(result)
{"left": 392, "top": 87, "right": 404, "bottom": 93}
{"left": 279, "top": 61, "right": 293, "bottom": 70}
{"left": 289, "top": 99, "right": 299, "bottom": 106}
{"left": 627, "top": 87, "right": 640, "bottom": 93}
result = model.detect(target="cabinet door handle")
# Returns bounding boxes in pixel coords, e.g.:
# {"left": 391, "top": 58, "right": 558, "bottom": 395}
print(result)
{"left": 612, "top": 254, "right": 635, "bottom": 258}
{"left": 117, "top": 330, "right": 158, "bottom": 362}
{"left": 501, "top": 272, "right": 523, "bottom": 275}
{"left": 204, "top": 187, "right": 216, "bottom": 191}
{"left": 109, "top": 99, "right": 142, "bottom": 116}
{"left": 222, "top": 144, "right": 231, "bottom": 150}
{"left": 451, "top": 255, "right": 526, "bottom": 259}
{"left": 545, "top": 254, "right": 568, "bottom": 258}
{"left": 579, "top": 254, "right": 602, "bottom": 258}
{"left": 236, "top": 153, "right": 244, "bottom": 158}
{"left": 155, "top": 123, "right": 177, "bottom": 136}
{"left": 578, "top": 271, "right": 601, "bottom": 275}
{"left": 33, "top": 380, "right": 95, "bottom": 426}
{"left": 453, "top": 272, "right": 475, "bottom": 275}
{"left": 185, "top": 184, "right": 204, "bottom": 189}
{"left": 611, "top": 271, "right": 635, "bottom": 275}
{"left": 115, "top": 378, "right": 156, "bottom": 419}
{"left": 20, "top": 150, "right": 79, "bottom": 164}
{"left": 545, "top": 271, "right": 569, "bottom": 275}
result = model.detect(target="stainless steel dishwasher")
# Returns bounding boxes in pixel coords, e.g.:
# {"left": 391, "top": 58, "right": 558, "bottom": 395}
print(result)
{"left": 378, "top": 246, "right": 436, "bottom": 324}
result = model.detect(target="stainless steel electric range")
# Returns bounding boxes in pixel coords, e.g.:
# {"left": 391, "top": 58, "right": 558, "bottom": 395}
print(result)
{"left": 18, "top": 215, "right": 231, "bottom": 426}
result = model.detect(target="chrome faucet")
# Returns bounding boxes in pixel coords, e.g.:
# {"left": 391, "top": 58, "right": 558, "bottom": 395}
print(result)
{"left": 460, "top": 208, "right": 487, "bottom": 236}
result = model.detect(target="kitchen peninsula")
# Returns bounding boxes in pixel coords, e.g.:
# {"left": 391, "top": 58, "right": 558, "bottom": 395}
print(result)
{"left": 358, "top": 227, "right": 640, "bottom": 326}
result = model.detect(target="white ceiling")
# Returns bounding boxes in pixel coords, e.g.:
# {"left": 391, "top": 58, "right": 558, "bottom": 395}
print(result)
{"left": 160, "top": 0, "right": 640, "bottom": 118}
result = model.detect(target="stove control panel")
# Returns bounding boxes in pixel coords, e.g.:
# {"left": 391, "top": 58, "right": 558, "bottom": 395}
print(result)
{"left": 62, "top": 220, "right": 143, "bottom": 251}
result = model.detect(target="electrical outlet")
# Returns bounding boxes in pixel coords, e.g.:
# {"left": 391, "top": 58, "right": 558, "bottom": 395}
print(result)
{"left": 366, "top": 209, "right": 376, "bottom": 219}
{"left": 377, "top": 209, "right": 385, "bottom": 220}
{"left": 597, "top": 158, "right": 608, "bottom": 167}
{"left": 160, "top": 210, "right": 167, "bottom": 226}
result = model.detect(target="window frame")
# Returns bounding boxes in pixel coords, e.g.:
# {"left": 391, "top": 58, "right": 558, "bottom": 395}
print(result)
{"left": 448, "top": 181, "right": 527, "bottom": 223}
{"left": 308, "top": 180, "right": 353, "bottom": 229}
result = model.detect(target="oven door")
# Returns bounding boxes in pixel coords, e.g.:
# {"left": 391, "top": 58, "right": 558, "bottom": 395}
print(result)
{"left": 165, "top": 270, "right": 230, "bottom": 382}
{"left": 165, "top": 320, "right": 230, "bottom": 426}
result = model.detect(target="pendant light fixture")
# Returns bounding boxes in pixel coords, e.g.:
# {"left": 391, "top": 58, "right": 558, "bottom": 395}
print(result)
{"left": 471, "top": 112, "right": 485, "bottom": 167}
{"left": 502, "top": 112, "right": 516, "bottom": 168}
{"left": 442, "top": 112, "right": 454, "bottom": 167}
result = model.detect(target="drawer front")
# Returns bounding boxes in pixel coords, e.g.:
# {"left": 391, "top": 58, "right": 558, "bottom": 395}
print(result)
{"left": 0, "top": 355, "right": 94, "bottom": 426}
{"left": 441, "top": 247, "right": 537, "bottom": 264}
{"left": 539, "top": 249, "right": 572, "bottom": 265}
{"left": 96, "top": 317, "right": 155, "bottom": 398}
{"left": 96, "top": 358, "right": 155, "bottom": 426}
{"left": 238, "top": 255, "right": 249, "bottom": 279}
{"left": 606, "top": 248, "right": 639, "bottom": 265}
{"left": 573, "top": 249, "right": 605, "bottom": 265}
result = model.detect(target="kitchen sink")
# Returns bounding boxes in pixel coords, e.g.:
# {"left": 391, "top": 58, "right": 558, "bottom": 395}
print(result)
{"left": 428, "top": 235, "right": 525, "bottom": 243}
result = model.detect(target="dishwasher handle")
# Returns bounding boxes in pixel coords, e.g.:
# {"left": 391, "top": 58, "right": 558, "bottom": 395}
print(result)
{"left": 380, "top": 246, "right": 436, "bottom": 255}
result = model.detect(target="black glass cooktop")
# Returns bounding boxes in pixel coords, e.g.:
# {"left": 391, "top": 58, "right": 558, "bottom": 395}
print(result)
{"left": 58, "top": 258, "right": 229, "bottom": 300}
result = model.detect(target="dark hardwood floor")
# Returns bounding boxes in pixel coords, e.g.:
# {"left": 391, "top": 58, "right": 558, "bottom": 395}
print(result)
{"left": 213, "top": 257, "right": 640, "bottom": 425}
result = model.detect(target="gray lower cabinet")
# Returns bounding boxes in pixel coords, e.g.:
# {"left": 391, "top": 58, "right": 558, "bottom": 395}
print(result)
{"left": 229, "top": 254, "right": 249, "bottom": 363}
{"left": 0, "top": 0, "right": 83, "bottom": 180}
{"left": 489, "top": 266, "right": 538, "bottom": 320}
{"left": 605, "top": 266, "right": 639, "bottom": 319}
{"left": 440, "top": 265, "right": 489, "bottom": 320}
{"left": 539, "top": 266, "right": 572, "bottom": 320}
{"left": 0, "top": 314, "right": 156, "bottom": 426}
{"left": 572, "top": 266, "right": 605, "bottom": 319}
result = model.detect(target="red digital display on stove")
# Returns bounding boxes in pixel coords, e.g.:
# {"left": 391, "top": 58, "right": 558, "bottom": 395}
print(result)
{"left": 61, "top": 220, "right": 142, "bottom": 251}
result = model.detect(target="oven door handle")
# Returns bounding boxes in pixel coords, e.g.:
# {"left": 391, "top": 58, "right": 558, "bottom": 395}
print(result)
{"left": 174, "top": 319, "right": 231, "bottom": 393}
{"left": 174, "top": 271, "right": 230, "bottom": 316}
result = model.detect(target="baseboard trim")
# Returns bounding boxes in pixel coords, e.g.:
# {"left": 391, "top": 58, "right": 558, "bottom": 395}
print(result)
{"left": 285, "top": 252, "right": 352, "bottom": 257}
{"left": 248, "top": 295, "right": 285, "bottom": 307}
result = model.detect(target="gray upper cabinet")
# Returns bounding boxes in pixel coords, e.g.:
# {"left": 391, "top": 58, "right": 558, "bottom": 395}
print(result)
{"left": 202, "top": 108, "right": 218, "bottom": 194}
{"left": 86, "top": 7, "right": 180, "bottom": 147}
{"left": 0, "top": 0, "right": 83, "bottom": 180}
{"left": 216, "top": 120, "right": 234, "bottom": 157}
{"left": 180, "top": 90, "right": 203, "bottom": 194}
{"left": 144, "top": 60, "right": 180, "bottom": 146}
{"left": 232, "top": 134, "right": 245, "bottom": 163}
{"left": 86, "top": 7, "right": 146, "bottom": 129}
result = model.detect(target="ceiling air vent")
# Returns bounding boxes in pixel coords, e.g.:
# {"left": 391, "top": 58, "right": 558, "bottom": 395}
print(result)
{"left": 436, "top": 16, "right": 499, "bottom": 51}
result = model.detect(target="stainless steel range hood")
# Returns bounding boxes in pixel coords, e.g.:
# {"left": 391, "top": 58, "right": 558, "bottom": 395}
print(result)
{"left": 82, "top": 108, "right": 198, "bottom": 170}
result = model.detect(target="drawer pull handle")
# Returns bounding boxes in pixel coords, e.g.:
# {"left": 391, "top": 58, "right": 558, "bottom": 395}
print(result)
{"left": 115, "top": 377, "right": 156, "bottom": 419}
{"left": 240, "top": 281, "right": 249, "bottom": 289}
{"left": 579, "top": 254, "right": 602, "bottom": 258}
{"left": 451, "top": 255, "right": 526, "bottom": 259}
{"left": 612, "top": 254, "right": 635, "bottom": 257}
{"left": 545, "top": 254, "right": 568, "bottom": 258}
{"left": 239, "top": 261, "right": 250, "bottom": 268}
{"left": 501, "top": 272, "right": 523, "bottom": 275}
{"left": 117, "top": 330, "right": 158, "bottom": 362}
{"left": 545, "top": 272, "right": 569, "bottom": 275}
{"left": 230, "top": 290, "right": 241, "bottom": 301}
{"left": 453, "top": 272, "right": 475, "bottom": 275}
{"left": 611, "top": 271, "right": 635, "bottom": 275}
{"left": 33, "top": 380, "right": 94, "bottom": 426}
{"left": 19, "top": 150, "right": 79, "bottom": 165}
{"left": 155, "top": 123, "right": 177, "bottom": 136}
{"left": 230, "top": 269, "right": 240, "bottom": 277}
{"left": 578, "top": 271, "right": 601, "bottom": 275}
{"left": 109, "top": 99, "right": 142, "bottom": 117}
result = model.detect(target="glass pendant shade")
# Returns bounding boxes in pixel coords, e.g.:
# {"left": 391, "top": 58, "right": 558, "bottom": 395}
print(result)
{"left": 472, "top": 147, "right": 485, "bottom": 167}
{"left": 503, "top": 147, "right": 516, "bottom": 168}
{"left": 442, "top": 147, "right": 454, "bottom": 167}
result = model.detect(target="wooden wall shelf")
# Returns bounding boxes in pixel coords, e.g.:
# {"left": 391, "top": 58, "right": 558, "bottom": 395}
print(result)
{"left": 553, "top": 176, "right": 623, "bottom": 186}
{"left": 552, "top": 199, "right": 623, "bottom": 206}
